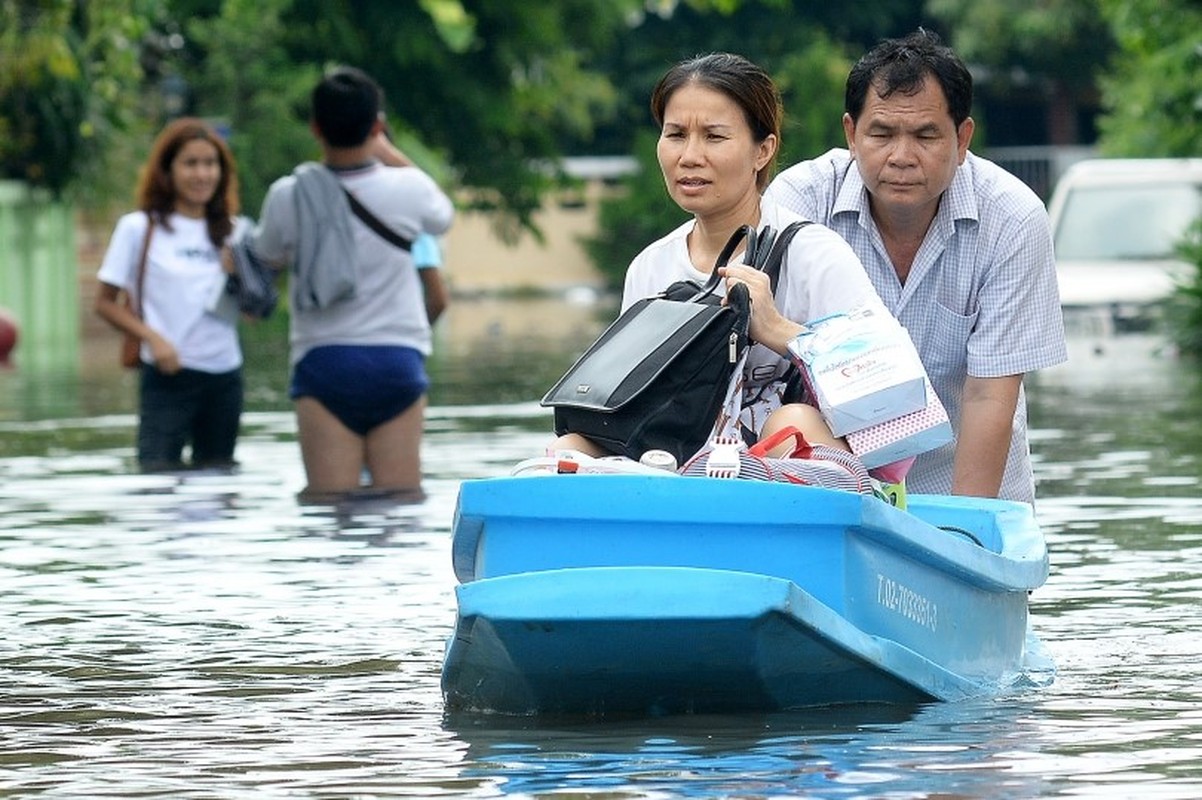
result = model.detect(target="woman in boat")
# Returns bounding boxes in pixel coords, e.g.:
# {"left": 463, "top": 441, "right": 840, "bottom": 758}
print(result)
{"left": 553, "top": 52, "right": 891, "bottom": 458}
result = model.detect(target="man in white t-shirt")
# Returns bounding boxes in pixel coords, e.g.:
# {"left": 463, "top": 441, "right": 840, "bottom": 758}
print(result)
{"left": 250, "top": 66, "right": 454, "bottom": 501}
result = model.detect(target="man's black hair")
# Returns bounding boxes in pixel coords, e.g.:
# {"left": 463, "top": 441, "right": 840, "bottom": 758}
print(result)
{"left": 312, "top": 66, "right": 383, "bottom": 148}
{"left": 845, "top": 28, "right": 973, "bottom": 127}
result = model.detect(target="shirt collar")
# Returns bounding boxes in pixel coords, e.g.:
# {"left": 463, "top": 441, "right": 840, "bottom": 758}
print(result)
{"left": 832, "top": 155, "right": 868, "bottom": 219}
{"left": 832, "top": 150, "right": 982, "bottom": 228}
{"left": 943, "top": 151, "right": 980, "bottom": 224}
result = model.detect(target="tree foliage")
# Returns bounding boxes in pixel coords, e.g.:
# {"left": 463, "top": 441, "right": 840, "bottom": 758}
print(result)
{"left": 1168, "top": 217, "right": 1202, "bottom": 358}
{"left": 1092, "top": 0, "right": 1202, "bottom": 353}
{"left": 925, "top": 0, "right": 1113, "bottom": 144}
{"left": 926, "top": 0, "right": 1111, "bottom": 93}
{"left": 580, "top": 0, "right": 921, "bottom": 158}
{"left": 266, "top": 0, "right": 640, "bottom": 235}
{"left": 0, "top": 0, "right": 152, "bottom": 200}
{"left": 8, "top": 0, "right": 1198, "bottom": 271}
{"left": 174, "top": 0, "right": 319, "bottom": 216}
{"left": 1, "top": 0, "right": 923, "bottom": 228}
{"left": 1095, "top": 0, "right": 1202, "bottom": 157}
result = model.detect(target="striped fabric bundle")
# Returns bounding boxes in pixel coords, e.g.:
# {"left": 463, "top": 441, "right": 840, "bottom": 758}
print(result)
{"left": 680, "top": 428, "right": 873, "bottom": 494}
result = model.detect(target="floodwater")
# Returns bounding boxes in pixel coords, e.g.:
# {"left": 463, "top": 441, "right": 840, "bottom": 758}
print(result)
{"left": 3, "top": 300, "right": 1202, "bottom": 798}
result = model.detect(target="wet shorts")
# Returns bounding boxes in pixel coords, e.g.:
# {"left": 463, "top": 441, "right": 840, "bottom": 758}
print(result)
{"left": 290, "top": 345, "right": 429, "bottom": 436}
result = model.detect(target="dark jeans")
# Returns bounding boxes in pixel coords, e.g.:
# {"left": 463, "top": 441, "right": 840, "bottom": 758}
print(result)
{"left": 138, "top": 365, "right": 243, "bottom": 471}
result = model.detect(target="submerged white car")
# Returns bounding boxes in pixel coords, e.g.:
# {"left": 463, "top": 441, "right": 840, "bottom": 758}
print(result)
{"left": 1047, "top": 158, "right": 1202, "bottom": 331}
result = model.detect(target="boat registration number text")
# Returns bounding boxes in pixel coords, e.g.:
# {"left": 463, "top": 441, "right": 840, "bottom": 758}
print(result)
{"left": 876, "top": 573, "right": 938, "bottom": 632}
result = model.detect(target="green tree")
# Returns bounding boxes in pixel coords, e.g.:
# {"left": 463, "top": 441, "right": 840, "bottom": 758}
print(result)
{"left": 772, "top": 33, "right": 855, "bottom": 167}
{"left": 579, "top": 0, "right": 922, "bottom": 158}
{"left": 256, "top": 0, "right": 639, "bottom": 236}
{"left": 925, "top": 0, "right": 1113, "bottom": 145}
{"left": 1168, "top": 218, "right": 1202, "bottom": 358}
{"left": 1095, "top": 0, "right": 1202, "bottom": 156}
{"left": 3, "top": 0, "right": 927, "bottom": 232}
{"left": 1093, "top": 0, "right": 1202, "bottom": 353}
{"left": 174, "top": 0, "right": 319, "bottom": 215}
{"left": 166, "top": 0, "right": 902, "bottom": 238}
{"left": 158, "top": 0, "right": 656, "bottom": 235}
{"left": 0, "top": 0, "right": 154, "bottom": 201}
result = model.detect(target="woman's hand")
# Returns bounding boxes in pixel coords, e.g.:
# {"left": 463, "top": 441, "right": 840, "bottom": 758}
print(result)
{"left": 718, "top": 263, "right": 806, "bottom": 355}
{"left": 147, "top": 333, "right": 182, "bottom": 375}
{"left": 94, "top": 282, "right": 181, "bottom": 373}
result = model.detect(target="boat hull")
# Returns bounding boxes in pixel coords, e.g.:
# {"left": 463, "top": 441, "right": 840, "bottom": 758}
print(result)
{"left": 443, "top": 476, "right": 1049, "bottom": 716}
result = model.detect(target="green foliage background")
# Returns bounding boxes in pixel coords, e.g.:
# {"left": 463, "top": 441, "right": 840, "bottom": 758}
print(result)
{"left": 5, "top": 0, "right": 1200, "bottom": 299}
{"left": 0, "top": 0, "right": 153, "bottom": 203}
{"left": 1095, "top": 0, "right": 1202, "bottom": 158}
{"left": 1168, "top": 219, "right": 1202, "bottom": 357}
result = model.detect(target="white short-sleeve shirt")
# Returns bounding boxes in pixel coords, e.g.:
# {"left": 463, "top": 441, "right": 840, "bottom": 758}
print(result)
{"left": 98, "top": 211, "right": 242, "bottom": 373}
{"left": 251, "top": 162, "right": 454, "bottom": 364}
{"left": 622, "top": 198, "right": 890, "bottom": 436}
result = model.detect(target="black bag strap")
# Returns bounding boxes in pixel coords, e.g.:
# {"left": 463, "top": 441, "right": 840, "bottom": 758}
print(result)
{"left": 692, "top": 225, "right": 756, "bottom": 301}
{"left": 760, "top": 220, "right": 810, "bottom": 294}
{"left": 690, "top": 221, "right": 809, "bottom": 301}
{"left": 344, "top": 189, "right": 413, "bottom": 251}
{"left": 131, "top": 215, "right": 154, "bottom": 316}
{"left": 759, "top": 220, "right": 812, "bottom": 405}
{"left": 751, "top": 227, "right": 777, "bottom": 272}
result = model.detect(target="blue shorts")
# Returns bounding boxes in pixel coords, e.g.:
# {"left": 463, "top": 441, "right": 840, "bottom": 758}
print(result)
{"left": 290, "top": 345, "right": 429, "bottom": 436}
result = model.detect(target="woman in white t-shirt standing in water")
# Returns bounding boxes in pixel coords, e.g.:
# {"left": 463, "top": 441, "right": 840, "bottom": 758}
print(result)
{"left": 95, "top": 118, "right": 245, "bottom": 472}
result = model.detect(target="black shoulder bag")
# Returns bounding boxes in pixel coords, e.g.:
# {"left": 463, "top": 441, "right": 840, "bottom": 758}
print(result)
{"left": 541, "top": 221, "right": 808, "bottom": 463}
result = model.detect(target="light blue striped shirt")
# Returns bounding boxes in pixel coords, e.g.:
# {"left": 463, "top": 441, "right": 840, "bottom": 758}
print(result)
{"left": 767, "top": 148, "right": 1067, "bottom": 504}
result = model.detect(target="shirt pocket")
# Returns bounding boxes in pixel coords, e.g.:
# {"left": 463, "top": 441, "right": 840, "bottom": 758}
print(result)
{"left": 922, "top": 302, "right": 978, "bottom": 379}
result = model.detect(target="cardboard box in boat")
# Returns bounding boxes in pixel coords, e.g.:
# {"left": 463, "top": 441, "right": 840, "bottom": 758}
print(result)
{"left": 790, "top": 307, "right": 928, "bottom": 437}
{"left": 846, "top": 377, "right": 953, "bottom": 468}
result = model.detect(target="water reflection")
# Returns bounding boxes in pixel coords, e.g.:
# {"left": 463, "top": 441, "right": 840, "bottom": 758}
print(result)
{"left": 1, "top": 426, "right": 460, "bottom": 794}
{"left": 5, "top": 313, "right": 1202, "bottom": 796}
{"left": 446, "top": 695, "right": 1102, "bottom": 798}
{"left": 430, "top": 295, "right": 617, "bottom": 407}
{"left": 450, "top": 705, "right": 925, "bottom": 797}
{"left": 1030, "top": 334, "right": 1202, "bottom": 503}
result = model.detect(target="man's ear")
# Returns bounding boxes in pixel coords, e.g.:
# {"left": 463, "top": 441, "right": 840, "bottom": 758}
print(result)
{"left": 841, "top": 113, "right": 856, "bottom": 156}
{"left": 956, "top": 116, "right": 975, "bottom": 164}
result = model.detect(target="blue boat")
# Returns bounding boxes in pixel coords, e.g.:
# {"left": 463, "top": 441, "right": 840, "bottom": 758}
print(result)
{"left": 442, "top": 474, "right": 1050, "bottom": 716}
